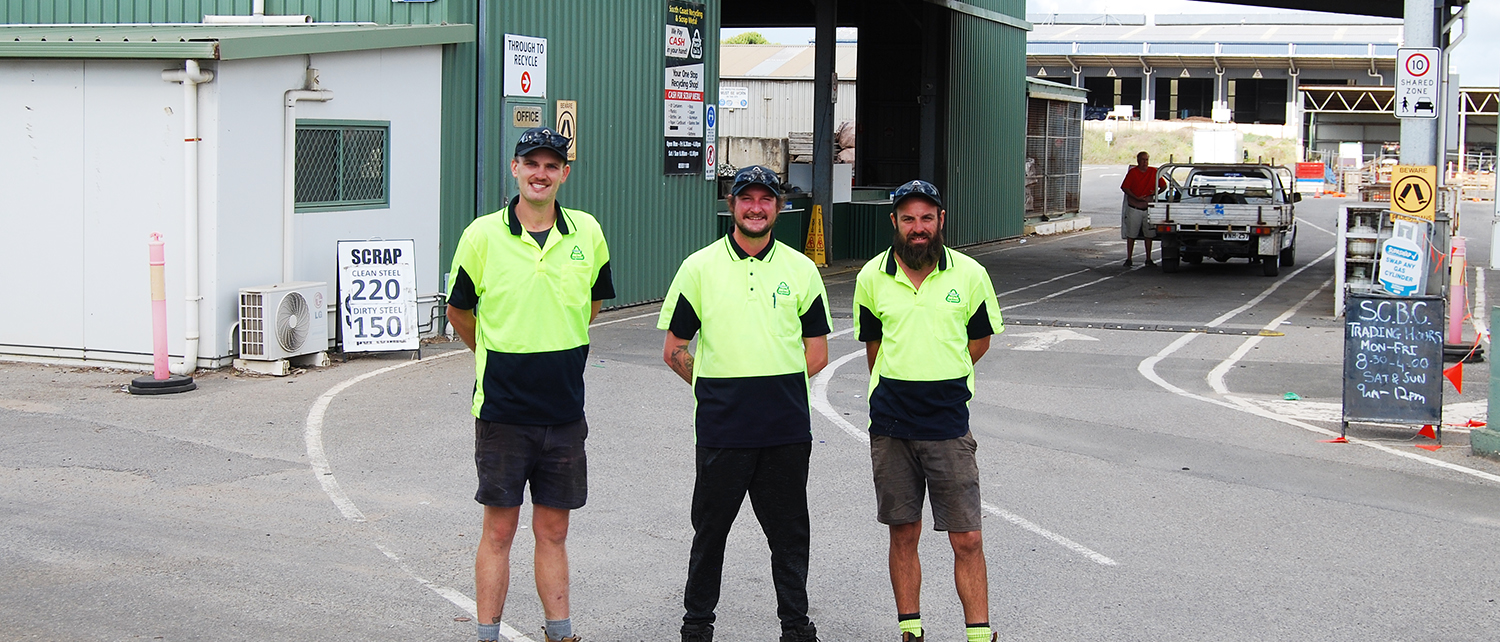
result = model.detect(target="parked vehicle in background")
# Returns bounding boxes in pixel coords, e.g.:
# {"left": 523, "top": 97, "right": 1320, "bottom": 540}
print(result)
{"left": 1147, "top": 164, "right": 1300, "bottom": 276}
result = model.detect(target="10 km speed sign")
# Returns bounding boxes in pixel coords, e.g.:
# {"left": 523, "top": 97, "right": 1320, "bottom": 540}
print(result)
{"left": 337, "top": 239, "right": 419, "bottom": 353}
{"left": 1395, "top": 48, "right": 1440, "bottom": 120}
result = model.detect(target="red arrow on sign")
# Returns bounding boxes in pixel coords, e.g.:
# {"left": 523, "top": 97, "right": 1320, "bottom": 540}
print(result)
{"left": 521, "top": 71, "right": 532, "bottom": 93}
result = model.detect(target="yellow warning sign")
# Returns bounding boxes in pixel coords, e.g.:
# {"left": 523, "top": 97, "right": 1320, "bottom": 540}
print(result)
{"left": 1390, "top": 165, "right": 1436, "bottom": 223}
{"left": 805, "top": 204, "right": 827, "bottom": 266}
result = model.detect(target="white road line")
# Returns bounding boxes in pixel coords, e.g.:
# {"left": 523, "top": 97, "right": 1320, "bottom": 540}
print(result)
{"left": 1207, "top": 279, "right": 1331, "bottom": 395}
{"left": 810, "top": 349, "right": 1119, "bottom": 566}
{"left": 376, "top": 544, "right": 537, "bottom": 642}
{"left": 1136, "top": 251, "right": 1500, "bottom": 485}
{"left": 1002, "top": 274, "right": 1121, "bottom": 312}
{"left": 1299, "top": 219, "right": 1335, "bottom": 237}
{"left": 966, "top": 227, "right": 1113, "bottom": 258}
{"left": 307, "top": 313, "right": 641, "bottom": 642}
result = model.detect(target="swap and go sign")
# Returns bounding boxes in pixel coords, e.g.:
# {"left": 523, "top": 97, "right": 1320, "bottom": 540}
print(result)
{"left": 337, "top": 239, "right": 419, "bottom": 353}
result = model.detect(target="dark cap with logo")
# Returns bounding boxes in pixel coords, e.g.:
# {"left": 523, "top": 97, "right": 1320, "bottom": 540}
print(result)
{"left": 514, "top": 127, "right": 571, "bottom": 161}
{"left": 891, "top": 179, "right": 943, "bottom": 209}
{"left": 730, "top": 165, "right": 783, "bottom": 197}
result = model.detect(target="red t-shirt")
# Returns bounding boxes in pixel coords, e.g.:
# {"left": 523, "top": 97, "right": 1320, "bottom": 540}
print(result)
{"left": 1121, "top": 165, "right": 1164, "bottom": 200}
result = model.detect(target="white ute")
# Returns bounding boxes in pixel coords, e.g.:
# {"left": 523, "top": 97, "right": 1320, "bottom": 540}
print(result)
{"left": 1147, "top": 163, "right": 1300, "bottom": 276}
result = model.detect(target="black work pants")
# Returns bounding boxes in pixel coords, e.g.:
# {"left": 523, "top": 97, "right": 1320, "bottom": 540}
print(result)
{"left": 683, "top": 441, "right": 813, "bottom": 632}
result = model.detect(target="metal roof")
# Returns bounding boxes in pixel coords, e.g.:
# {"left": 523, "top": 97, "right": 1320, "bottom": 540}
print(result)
{"left": 1026, "top": 77, "right": 1087, "bottom": 103}
{"left": 0, "top": 23, "right": 475, "bottom": 60}
{"left": 720, "top": 43, "right": 857, "bottom": 80}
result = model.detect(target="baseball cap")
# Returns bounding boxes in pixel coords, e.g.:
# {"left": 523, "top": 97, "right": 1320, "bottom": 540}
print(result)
{"left": 730, "top": 165, "right": 782, "bottom": 197}
{"left": 891, "top": 179, "right": 943, "bottom": 209}
{"left": 514, "top": 127, "right": 570, "bottom": 161}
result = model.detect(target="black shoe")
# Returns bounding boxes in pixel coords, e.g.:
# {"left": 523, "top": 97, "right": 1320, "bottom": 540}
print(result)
{"left": 780, "top": 623, "right": 819, "bottom": 642}
{"left": 1144, "top": 258, "right": 1157, "bottom": 266}
{"left": 901, "top": 632, "right": 924, "bottom": 642}
{"left": 1123, "top": 258, "right": 1134, "bottom": 267}
{"left": 681, "top": 623, "right": 713, "bottom": 642}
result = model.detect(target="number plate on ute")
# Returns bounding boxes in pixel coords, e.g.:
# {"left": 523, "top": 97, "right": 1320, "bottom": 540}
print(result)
{"left": 1223, "top": 232, "right": 1250, "bottom": 241}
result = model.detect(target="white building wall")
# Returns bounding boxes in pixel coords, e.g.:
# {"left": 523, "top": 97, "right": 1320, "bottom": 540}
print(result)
{"left": 0, "top": 46, "right": 446, "bottom": 370}
{"left": 716, "top": 78, "right": 858, "bottom": 139}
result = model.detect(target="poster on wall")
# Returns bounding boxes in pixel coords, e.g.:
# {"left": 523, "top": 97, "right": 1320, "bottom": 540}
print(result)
{"left": 337, "top": 239, "right": 419, "bottom": 353}
{"left": 664, "top": 0, "right": 706, "bottom": 175}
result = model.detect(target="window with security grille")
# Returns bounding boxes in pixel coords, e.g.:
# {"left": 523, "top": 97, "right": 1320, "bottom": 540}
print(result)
{"left": 295, "top": 121, "right": 390, "bottom": 211}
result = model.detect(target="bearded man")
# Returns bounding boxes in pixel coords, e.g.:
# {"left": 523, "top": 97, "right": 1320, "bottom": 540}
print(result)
{"left": 851, "top": 179, "right": 1005, "bottom": 642}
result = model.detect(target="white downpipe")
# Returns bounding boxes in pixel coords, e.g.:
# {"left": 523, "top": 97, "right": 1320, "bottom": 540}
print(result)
{"left": 284, "top": 75, "right": 334, "bottom": 282}
{"left": 162, "top": 59, "right": 213, "bottom": 376}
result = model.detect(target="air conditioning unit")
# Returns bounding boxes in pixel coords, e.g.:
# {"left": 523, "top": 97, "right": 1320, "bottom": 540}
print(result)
{"left": 239, "top": 282, "right": 328, "bottom": 361}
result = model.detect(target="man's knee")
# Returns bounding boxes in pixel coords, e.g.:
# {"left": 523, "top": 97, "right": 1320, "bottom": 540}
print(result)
{"left": 948, "top": 529, "right": 984, "bottom": 557}
{"left": 531, "top": 505, "right": 572, "bottom": 546}
{"left": 481, "top": 505, "right": 522, "bottom": 548}
{"left": 890, "top": 521, "right": 923, "bottom": 549}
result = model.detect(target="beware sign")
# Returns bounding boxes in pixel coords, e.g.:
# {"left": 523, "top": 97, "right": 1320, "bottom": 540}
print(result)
{"left": 556, "top": 100, "right": 577, "bottom": 161}
{"left": 1390, "top": 165, "right": 1437, "bottom": 223}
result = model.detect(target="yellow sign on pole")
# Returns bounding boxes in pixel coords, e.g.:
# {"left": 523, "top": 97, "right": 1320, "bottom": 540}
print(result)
{"left": 1390, "top": 165, "right": 1436, "bottom": 223}
{"left": 805, "top": 204, "right": 827, "bottom": 266}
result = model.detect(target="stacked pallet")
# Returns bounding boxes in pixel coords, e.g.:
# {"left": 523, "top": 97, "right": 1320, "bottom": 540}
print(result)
{"left": 788, "top": 131, "right": 814, "bottom": 163}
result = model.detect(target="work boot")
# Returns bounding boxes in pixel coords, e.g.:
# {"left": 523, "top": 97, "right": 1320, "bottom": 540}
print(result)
{"left": 900, "top": 632, "right": 924, "bottom": 642}
{"left": 541, "top": 629, "right": 580, "bottom": 642}
{"left": 779, "top": 623, "right": 819, "bottom": 642}
{"left": 680, "top": 622, "right": 713, "bottom": 642}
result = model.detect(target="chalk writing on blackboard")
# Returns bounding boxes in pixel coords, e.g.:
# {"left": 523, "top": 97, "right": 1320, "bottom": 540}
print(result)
{"left": 1342, "top": 294, "right": 1443, "bottom": 425}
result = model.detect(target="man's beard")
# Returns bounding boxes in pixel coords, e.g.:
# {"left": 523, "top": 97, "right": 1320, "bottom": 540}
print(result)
{"left": 735, "top": 216, "right": 772, "bottom": 239}
{"left": 893, "top": 227, "right": 944, "bottom": 269}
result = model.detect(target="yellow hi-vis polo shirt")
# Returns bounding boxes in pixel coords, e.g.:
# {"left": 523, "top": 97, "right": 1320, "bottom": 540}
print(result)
{"left": 852, "top": 246, "right": 1003, "bottom": 440}
{"left": 447, "top": 196, "right": 615, "bottom": 425}
{"left": 657, "top": 234, "right": 832, "bottom": 448}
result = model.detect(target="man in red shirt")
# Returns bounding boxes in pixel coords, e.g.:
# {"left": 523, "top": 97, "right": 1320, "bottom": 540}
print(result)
{"left": 1119, "top": 151, "right": 1165, "bottom": 267}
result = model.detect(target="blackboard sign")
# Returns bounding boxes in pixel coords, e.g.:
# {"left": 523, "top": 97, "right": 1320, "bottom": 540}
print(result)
{"left": 1342, "top": 293, "right": 1444, "bottom": 424}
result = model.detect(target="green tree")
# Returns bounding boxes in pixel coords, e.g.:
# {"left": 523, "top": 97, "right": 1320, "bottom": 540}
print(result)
{"left": 723, "top": 31, "right": 770, "bottom": 45}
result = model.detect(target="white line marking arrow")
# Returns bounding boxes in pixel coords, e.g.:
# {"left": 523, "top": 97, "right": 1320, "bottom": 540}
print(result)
{"left": 1010, "top": 328, "right": 1100, "bottom": 351}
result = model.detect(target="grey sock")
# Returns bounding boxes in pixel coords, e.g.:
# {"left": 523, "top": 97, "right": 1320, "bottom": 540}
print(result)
{"left": 478, "top": 622, "right": 500, "bottom": 642}
{"left": 544, "top": 617, "right": 572, "bottom": 640}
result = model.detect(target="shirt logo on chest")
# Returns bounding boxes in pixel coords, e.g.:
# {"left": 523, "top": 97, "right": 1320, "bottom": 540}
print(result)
{"left": 946, "top": 289, "right": 962, "bottom": 304}
{"left": 777, "top": 282, "right": 791, "bottom": 296}
{"left": 570, "top": 246, "right": 585, "bottom": 260}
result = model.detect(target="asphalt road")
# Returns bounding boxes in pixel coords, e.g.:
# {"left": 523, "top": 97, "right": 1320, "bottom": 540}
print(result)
{"left": 4, "top": 170, "right": 1500, "bottom": 641}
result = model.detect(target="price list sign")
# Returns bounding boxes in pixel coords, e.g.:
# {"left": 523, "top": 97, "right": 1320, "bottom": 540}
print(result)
{"left": 1342, "top": 293, "right": 1443, "bottom": 426}
{"left": 664, "top": 0, "right": 706, "bottom": 175}
{"left": 337, "top": 239, "right": 419, "bottom": 353}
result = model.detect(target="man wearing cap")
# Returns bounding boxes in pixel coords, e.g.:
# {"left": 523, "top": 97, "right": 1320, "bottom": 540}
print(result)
{"left": 1119, "top": 151, "right": 1166, "bottom": 267}
{"left": 852, "top": 180, "right": 1004, "bottom": 642}
{"left": 658, "top": 165, "right": 832, "bottom": 642}
{"left": 447, "top": 127, "right": 614, "bottom": 642}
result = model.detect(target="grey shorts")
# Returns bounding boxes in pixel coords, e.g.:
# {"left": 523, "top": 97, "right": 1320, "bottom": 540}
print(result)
{"left": 474, "top": 417, "right": 588, "bottom": 509}
{"left": 870, "top": 432, "right": 983, "bottom": 532}
{"left": 1121, "top": 202, "right": 1155, "bottom": 239}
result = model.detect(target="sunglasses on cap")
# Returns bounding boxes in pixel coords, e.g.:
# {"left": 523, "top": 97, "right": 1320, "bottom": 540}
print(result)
{"left": 731, "top": 165, "right": 782, "bottom": 195}
{"left": 515, "top": 127, "right": 571, "bottom": 159}
{"left": 891, "top": 179, "right": 943, "bottom": 208}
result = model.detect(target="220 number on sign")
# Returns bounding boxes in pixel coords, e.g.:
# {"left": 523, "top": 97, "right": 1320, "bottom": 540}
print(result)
{"left": 351, "top": 316, "right": 403, "bottom": 339}
{"left": 351, "top": 278, "right": 401, "bottom": 301}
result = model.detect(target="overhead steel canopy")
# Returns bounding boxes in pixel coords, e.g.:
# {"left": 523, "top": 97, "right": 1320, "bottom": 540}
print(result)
{"left": 1191, "top": 0, "right": 1403, "bottom": 18}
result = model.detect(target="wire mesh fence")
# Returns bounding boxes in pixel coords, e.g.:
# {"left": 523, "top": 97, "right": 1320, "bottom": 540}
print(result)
{"left": 1026, "top": 98, "right": 1082, "bottom": 216}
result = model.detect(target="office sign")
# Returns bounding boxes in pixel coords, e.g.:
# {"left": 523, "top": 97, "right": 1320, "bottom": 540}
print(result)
{"left": 1395, "top": 48, "right": 1439, "bottom": 119}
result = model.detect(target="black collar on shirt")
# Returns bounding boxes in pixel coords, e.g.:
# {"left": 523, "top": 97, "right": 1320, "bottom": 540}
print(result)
{"left": 727, "top": 233, "right": 775, "bottom": 261}
{"left": 504, "top": 195, "right": 572, "bottom": 237}
{"left": 882, "top": 245, "right": 950, "bottom": 276}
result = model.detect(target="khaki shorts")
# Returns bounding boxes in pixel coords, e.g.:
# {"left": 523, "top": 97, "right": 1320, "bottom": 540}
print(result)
{"left": 1121, "top": 202, "right": 1156, "bottom": 239}
{"left": 870, "top": 432, "right": 983, "bottom": 532}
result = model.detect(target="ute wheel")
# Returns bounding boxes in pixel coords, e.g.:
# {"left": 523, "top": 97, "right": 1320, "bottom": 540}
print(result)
{"left": 1261, "top": 255, "right": 1280, "bottom": 277}
{"left": 1280, "top": 243, "right": 1296, "bottom": 267}
{"left": 1162, "top": 257, "right": 1180, "bottom": 273}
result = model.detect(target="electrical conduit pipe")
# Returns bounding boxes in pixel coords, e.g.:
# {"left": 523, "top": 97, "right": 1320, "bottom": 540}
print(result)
{"left": 161, "top": 59, "right": 213, "bottom": 375}
{"left": 284, "top": 72, "right": 334, "bottom": 282}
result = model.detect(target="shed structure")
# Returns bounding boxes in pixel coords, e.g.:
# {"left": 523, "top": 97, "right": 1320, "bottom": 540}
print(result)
{"left": 0, "top": 0, "right": 1030, "bottom": 371}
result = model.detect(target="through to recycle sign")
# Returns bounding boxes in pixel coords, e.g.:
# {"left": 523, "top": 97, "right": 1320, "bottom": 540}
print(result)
{"left": 1390, "top": 165, "right": 1436, "bottom": 223}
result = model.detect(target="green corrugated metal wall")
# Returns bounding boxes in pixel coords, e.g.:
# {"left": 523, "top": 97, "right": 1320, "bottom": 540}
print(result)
{"left": 481, "top": 2, "right": 720, "bottom": 307}
{"left": 944, "top": 0, "right": 1027, "bottom": 245}
{"left": 2, "top": 0, "right": 723, "bottom": 307}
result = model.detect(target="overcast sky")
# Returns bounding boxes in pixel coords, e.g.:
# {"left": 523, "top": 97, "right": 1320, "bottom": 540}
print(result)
{"left": 722, "top": 1, "right": 1498, "bottom": 86}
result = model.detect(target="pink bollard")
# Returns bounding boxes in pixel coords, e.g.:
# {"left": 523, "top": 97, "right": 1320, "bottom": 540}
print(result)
{"left": 149, "top": 233, "right": 170, "bottom": 380}
{"left": 128, "top": 234, "right": 195, "bottom": 395}
{"left": 1448, "top": 236, "right": 1467, "bottom": 344}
